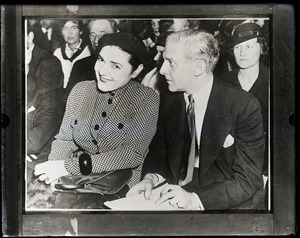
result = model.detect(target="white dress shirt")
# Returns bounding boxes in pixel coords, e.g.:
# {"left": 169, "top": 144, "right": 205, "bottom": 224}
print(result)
{"left": 154, "top": 76, "right": 214, "bottom": 210}
{"left": 184, "top": 75, "right": 213, "bottom": 167}
{"left": 41, "top": 27, "right": 52, "bottom": 41}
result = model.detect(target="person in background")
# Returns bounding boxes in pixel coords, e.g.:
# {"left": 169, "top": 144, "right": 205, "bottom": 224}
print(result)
{"left": 66, "top": 19, "right": 118, "bottom": 99}
{"left": 127, "top": 29, "right": 266, "bottom": 210}
{"left": 34, "top": 32, "right": 160, "bottom": 208}
{"left": 32, "top": 18, "right": 61, "bottom": 53}
{"left": 26, "top": 21, "right": 65, "bottom": 184}
{"left": 222, "top": 22, "right": 269, "bottom": 202}
{"left": 141, "top": 19, "right": 190, "bottom": 94}
{"left": 53, "top": 19, "right": 91, "bottom": 89}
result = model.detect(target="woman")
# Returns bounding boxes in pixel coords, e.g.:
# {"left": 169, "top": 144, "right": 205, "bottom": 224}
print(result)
{"left": 34, "top": 32, "right": 160, "bottom": 201}
{"left": 223, "top": 22, "right": 269, "bottom": 130}
{"left": 53, "top": 19, "right": 91, "bottom": 89}
{"left": 222, "top": 22, "right": 269, "bottom": 209}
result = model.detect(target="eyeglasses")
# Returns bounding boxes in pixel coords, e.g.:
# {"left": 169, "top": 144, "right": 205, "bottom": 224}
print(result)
{"left": 89, "top": 33, "right": 106, "bottom": 40}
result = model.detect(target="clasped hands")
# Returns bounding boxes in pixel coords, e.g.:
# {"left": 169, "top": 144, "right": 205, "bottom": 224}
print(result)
{"left": 126, "top": 173, "right": 199, "bottom": 209}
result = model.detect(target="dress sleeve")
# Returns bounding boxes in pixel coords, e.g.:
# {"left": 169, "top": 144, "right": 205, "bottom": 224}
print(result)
{"left": 64, "top": 89, "right": 160, "bottom": 174}
{"left": 47, "top": 84, "right": 79, "bottom": 162}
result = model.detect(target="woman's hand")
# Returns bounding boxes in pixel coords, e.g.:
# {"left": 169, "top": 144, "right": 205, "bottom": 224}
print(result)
{"left": 34, "top": 160, "right": 70, "bottom": 184}
{"left": 156, "top": 184, "right": 200, "bottom": 209}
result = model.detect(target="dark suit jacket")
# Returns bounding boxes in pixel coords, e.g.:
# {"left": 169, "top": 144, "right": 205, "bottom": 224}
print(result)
{"left": 222, "top": 65, "right": 269, "bottom": 175}
{"left": 32, "top": 23, "right": 61, "bottom": 53}
{"left": 66, "top": 55, "right": 96, "bottom": 100}
{"left": 27, "top": 45, "right": 65, "bottom": 182}
{"left": 142, "top": 77, "right": 265, "bottom": 210}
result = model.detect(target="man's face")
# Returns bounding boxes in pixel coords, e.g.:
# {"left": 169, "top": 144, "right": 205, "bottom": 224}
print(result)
{"left": 94, "top": 46, "right": 134, "bottom": 92}
{"left": 61, "top": 21, "right": 81, "bottom": 45}
{"left": 159, "top": 42, "right": 195, "bottom": 93}
{"left": 169, "top": 19, "right": 189, "bottom": 32}
{"left": 89, "top": 20, "right": 114, "bottom": 50}
{"left": 40, "top": 19, "right": 55, "bottom": 29}
{"left": 151, "top": 19, "right": 160, "bottom": 37}
{"left": 233, "top": 38, "right": 261, "bottom": 69}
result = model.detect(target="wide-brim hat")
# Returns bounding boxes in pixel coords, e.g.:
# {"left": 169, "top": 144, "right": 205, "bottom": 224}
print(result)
{"left": 96, "top": 32, "right": 149, "bottom": 66}
{"left": 228, "top": 22, "right": 262, "bottom": 49}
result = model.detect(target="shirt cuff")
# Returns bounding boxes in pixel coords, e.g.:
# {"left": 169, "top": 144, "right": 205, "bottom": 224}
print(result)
{"left": 192, "top": 192, "right": 205, "bottom": 210}
{"left": 154, "top": 173, "right": 166, "bottom": 187}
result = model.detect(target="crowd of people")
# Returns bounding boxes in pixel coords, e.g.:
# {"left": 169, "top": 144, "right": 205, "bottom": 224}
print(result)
{"left": 26, "top": 17, "right": 270, "bottom": 210}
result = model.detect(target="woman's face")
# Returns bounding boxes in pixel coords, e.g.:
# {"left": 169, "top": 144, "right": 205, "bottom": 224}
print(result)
{"left": 233, "top": 38, "right": 262, "bottom": 69}
{"left": 61, "top": 21, "right": 81, "bottom": 45}
{"left": 94, "top": 46, "right": 135, "bottom": 92}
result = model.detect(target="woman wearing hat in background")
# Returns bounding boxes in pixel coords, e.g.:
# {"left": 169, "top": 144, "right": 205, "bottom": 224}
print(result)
{"left": 222, "top": 21, "right": 269, "bottom": 209}
{"left": 33, "top": 32, "right": 160, "bottom": 208}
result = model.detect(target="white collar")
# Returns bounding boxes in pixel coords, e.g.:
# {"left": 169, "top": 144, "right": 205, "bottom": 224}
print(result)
{"left": 41, "top": 27, "right": 52, "bottom": 34}
{"left": 184, "top": 75, "right": 213, "bottom": 109}
{"left": 65, "top": 38, "right": 82, "bottom": 52}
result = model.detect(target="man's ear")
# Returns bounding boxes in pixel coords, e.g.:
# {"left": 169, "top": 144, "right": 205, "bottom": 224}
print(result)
{"left": 192, "top": 57, "right": 206, "bottom": 77}
{"left": 131, "top": 64, "right": 144, "bottom": 79}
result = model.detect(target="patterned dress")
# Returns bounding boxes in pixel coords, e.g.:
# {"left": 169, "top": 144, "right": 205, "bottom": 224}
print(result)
{"left": 48, "top": 80, "right": 160, "bottom": 187}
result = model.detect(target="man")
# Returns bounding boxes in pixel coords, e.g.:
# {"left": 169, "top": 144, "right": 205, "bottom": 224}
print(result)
{"left": 32, "top": 19, "right": 60, "bottom": 53}
{"left": 26, "top": 22, "right": 65, "bottom": 184}
{"left": 127, "top": 29, "right": 266, "bottom": 210}
{"left": 67, "top": 19, "right": 117, "bottom": 98}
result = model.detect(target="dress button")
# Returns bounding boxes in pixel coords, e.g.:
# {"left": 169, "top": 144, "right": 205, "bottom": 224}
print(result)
{"left": 102, "top": 112, "right": 107, "bottom": 117}
{"left": 118, "top": 123, "right": 124, "bottom": 129}
{"left": 110, "top": 92, "right": 115, "bottom": 96}
{"left": 92, "top": 139, "right": 98, "bottom": 145}
{"left": 108, "top": 98, "right": 113, "bottom": 104}
{"left": 94, "top": 124, "right": 99, "bottom": 130}
{"left": 74, "top": 119, "right": 77, "bottom": 125}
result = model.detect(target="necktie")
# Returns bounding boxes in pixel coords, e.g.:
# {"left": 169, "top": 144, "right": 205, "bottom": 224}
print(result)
{"left": 179, "top": 94, "right": 198, "bottom": 186}
{"left": 44, "top": 29, "right": 48, "bottom": 38}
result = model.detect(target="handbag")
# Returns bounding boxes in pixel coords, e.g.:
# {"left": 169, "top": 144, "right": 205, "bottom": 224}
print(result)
{"left": 54, "top": 168, "right": 133, "bottom": 195}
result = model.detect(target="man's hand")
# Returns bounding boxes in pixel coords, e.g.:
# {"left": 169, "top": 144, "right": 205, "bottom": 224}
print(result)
{"left": 156, "top": 184, "right": 199, "bottom": 209}
{"left": 126, "top": 173, "right": 158, "bottom": 200}
{"left": 34, "top": 160, "right": 70, "bottom": 184}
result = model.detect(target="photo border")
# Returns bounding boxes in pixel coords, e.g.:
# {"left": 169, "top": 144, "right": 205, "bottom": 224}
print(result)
{"left": 1, "top": 4, "right": 295, "bottom": 236}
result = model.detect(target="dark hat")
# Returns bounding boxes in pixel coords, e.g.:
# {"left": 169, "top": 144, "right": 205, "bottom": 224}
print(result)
{"left": 228, "top": 23, "right": 262, "bottom": 49}
{"left": 96, "top": 32, "right": 149, "bottom": 65}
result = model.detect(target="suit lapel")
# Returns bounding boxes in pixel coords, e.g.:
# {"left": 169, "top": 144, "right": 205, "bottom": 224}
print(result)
{"left": 199, "top": 78, "right": 233, "bottom": 179}
{"left": 164, "top": 92, "right": 190, "bottom": 182}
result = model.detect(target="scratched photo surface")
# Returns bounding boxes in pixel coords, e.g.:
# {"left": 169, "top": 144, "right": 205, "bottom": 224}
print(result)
{"left": 24, "top": 16, "right": 271, "bottom": 212}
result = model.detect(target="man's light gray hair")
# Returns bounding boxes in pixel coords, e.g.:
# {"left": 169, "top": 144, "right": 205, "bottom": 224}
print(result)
{"left": 87, "top": 19, "right": 118, "bottom": 33}
{"left": 166, "top": 29, "right": 220, "bottom": 73}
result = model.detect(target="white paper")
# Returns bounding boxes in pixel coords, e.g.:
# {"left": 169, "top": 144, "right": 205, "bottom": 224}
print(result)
{"left": 104, "top": 183, "right": 182, "bottom": 210}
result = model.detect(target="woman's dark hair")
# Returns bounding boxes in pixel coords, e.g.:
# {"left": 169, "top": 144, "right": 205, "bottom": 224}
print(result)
{"left": 58, "top": 19, "right": 84, "bottom": 32}
{"left": 228, "top": 35, "right": 268, "bottom": 56}
{"left": 128, "top": 53, "right": 141, "bottom": 72}
{"left": 257, "top": 35, "right": 269, "bottom": 55}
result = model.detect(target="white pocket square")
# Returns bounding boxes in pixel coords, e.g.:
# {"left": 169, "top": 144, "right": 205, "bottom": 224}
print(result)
{"left": 223, "top": 134, "right": 234, "bottom": 148}
{"left": 27, "top": 106, "right": 36, "bottom": 113}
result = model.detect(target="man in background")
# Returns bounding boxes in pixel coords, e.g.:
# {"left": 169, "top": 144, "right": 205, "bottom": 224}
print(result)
{"left": 26, "top": 21, "right": 65, "bottom": 184}
{"left": 32, "top": 18, "right": 61, "bottom": 53}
